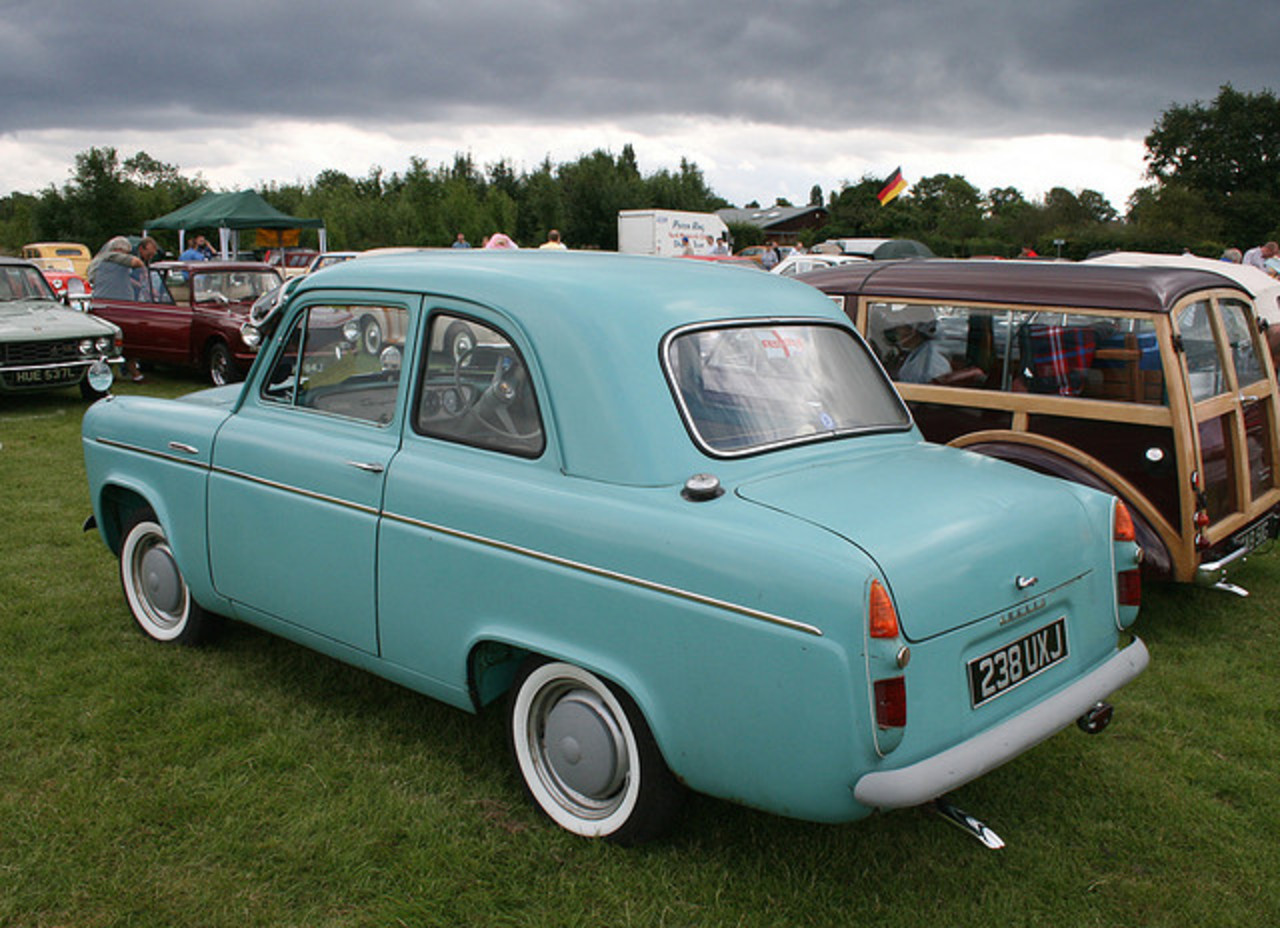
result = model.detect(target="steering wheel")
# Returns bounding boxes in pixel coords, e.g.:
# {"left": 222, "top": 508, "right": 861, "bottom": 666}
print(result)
{"left": 452, "top": 348, "right": 539, "bottom": 441}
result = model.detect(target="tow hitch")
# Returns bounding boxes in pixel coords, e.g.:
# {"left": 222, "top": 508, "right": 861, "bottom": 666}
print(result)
{"left": 932, "top": 798, "right": 1004, "bottom": 850}
{"left": 1076, "top": 701, "right": 1113, "bottom": 734}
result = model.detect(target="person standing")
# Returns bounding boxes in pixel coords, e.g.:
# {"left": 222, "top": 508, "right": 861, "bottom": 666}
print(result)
{"left": 1242, "top": 241, "right": 1278, "bottom": 271}
{"left": 538, "top": 229, "right": 567, "bottom": 250}
{"left": 180, "top": 234, "right": 214, "bottom": 261}
{"left": 452, "top": 233, "right": 471, "bottom": 249}
{"left": 88, "top": 236, "right": 158, "bottom": 381}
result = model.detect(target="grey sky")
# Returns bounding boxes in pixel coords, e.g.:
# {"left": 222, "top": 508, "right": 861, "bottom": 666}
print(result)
{"left": 3, "top": 1, "right": 1276, "bottom": 206}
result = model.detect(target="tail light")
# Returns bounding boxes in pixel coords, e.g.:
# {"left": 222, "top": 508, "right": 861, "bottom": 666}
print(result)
{"left": 1117, "top": 569, "right": 1142, "bottom": 607}
{"left": 869, "top": 579, "right": 899, "bottom": 638}
{"left": 874, "top": 677, "right": 907, "bottom": 728}
{"left": 1114, "top": 501, "right": 1135, "bottom": 542}
{"left": 1114, "top": 501, "right": 1142, "bottom": 618}
{"left": 867, "top": 579, "right": 907, "bottom": 742}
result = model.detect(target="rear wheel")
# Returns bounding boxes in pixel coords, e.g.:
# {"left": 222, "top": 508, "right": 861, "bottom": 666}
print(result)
{"left": 508, "top": 657, "right": 683, "bottom": 844}
{"left": 119, "top": 509, "right": 216, "bottom": 645}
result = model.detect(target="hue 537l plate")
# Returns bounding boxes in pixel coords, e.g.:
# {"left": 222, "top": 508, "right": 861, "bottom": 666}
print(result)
{"left": 968, "top": 617, "right": 1068, "bottom": 708}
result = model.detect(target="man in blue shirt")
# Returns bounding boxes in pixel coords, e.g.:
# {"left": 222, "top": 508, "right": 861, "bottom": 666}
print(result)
{"left": 180, "top": 234, "right": 215, "bottom": 261}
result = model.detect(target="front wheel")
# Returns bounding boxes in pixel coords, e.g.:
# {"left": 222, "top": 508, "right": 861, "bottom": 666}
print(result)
{"left": 119, "top": 510, "right": 216, "bottom": 645}
{"left": 508, "top": 658, "right": 683, "bottom": 845}
{"left": 207, "top": 341, "right": 240, "bottom": 386}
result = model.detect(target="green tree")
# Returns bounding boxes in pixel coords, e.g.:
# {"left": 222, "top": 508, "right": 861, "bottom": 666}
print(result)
{"left": 1144, "top": 84, "right": 1280, "bottom": 244}
{"left": 559, "top": 148, "right": 645, "bottom": 250}
{"left": 912, "top": 174, "right": 983, "bottom": 242}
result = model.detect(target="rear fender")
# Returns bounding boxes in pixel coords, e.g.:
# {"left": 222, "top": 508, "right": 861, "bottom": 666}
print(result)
{"left": 952, "top": 433, "right": 1174, "bottom": 578}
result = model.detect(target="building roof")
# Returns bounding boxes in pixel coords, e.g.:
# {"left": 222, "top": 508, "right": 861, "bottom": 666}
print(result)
{"left": 717, "top": 205, "right": 827, "bottom": 232}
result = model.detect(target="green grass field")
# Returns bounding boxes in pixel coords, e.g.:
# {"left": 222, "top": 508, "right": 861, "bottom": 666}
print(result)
{"left": 3, "top": 371, "right": 1278, "bottom": 928}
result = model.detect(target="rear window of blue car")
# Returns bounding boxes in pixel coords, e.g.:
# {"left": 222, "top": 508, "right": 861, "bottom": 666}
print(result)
{"left": 664, "top": 322, "right": 910, "bottom": 455}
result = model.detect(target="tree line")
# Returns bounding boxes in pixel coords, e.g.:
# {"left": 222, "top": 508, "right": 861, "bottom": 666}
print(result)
{"left": 2, "top": 86, "right": 1275, "bottom": 261}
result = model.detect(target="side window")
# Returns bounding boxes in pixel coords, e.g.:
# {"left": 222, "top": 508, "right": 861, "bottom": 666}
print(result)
{"left": 1178, "top": 300, "right": 1226, "bottom": 401}
{"left": 261, "top": 304, "right": 408, "bottom": 426}
{"left": 867, "top": 301, "right": 1165, "bottom": 404}
{"left": 163, "top": 269, "right": 191, "bottom": 304}
{"left": 1219, "top": 298, "right": 1265, "bottom": 387}
{"left": 1014, "top": 312, "right": 1163, "bottom": 404}
{"left": 414, "top": 313, "right": 544, "bottom": 457}
{"left": 867, "top": 302, "right": 996, "bottom": 388}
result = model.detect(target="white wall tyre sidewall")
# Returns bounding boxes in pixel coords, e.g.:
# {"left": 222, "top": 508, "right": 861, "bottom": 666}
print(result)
{"left": 120, "top": 519, "right": 191, "bottom": 642}
{"left": 511, "top": 661, "right": 643, "bottom": 839}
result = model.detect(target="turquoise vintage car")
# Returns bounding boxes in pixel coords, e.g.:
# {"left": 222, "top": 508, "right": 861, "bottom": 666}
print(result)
{"left": 82, "top": 251, "right": 1148, "bottom": 845}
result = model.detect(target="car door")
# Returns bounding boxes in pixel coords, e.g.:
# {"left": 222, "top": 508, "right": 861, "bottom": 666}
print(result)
{"left": 90, "top": 267, "right": 190, "bottom": 364}
{"left": 207, "top": 297, "right": 414, "bottom": 653}
{"left": 376, "top": 306, "right": 549, "bottom": 686}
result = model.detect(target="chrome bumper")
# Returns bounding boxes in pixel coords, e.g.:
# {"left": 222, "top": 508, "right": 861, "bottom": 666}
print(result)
{"left": 853, "top": 637, "right": 1149, "bottom": 810}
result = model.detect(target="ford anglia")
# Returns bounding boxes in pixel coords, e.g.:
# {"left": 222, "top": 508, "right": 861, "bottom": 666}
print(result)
{"left": 82, "top": 251, "right": 1148, "bottom": 844}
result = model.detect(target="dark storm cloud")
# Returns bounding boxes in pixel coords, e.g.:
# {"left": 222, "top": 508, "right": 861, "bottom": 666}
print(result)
{"left": 4, "top": 0, "right": 1276, "bottom": 138}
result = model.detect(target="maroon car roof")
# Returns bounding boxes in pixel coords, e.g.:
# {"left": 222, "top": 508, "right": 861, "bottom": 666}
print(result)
{"left": 151, "top": 260, "right": 278, "bottom": 272}
{"left": 799, "top": 259, "right": 1249, "bottom": 314}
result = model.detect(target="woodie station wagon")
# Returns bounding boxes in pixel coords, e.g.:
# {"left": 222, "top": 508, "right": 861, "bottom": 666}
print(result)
{"left": 805, "top": 259, "right": 1280, "bottom": 596}
{"left": 83, "top": 251, "right": 1147, "bottom": 844}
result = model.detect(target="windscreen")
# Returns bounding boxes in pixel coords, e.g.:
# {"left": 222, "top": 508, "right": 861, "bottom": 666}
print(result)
{"left": 666, "top": 322, "right": 910, "bottom": 454}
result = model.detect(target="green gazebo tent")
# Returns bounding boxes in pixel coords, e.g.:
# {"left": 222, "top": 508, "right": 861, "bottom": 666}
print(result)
{"left": 144, "top": 190, "right": 326, "bottom": 258}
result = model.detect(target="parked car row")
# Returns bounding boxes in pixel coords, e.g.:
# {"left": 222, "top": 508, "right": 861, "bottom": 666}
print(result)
{"left": 13, "top": 240, "right": 1277, "bottom": 850}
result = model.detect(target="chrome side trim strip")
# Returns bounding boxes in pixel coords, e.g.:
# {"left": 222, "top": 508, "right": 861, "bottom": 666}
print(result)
{"left": 383, "top": 510, "right": 824, "bottom": 637}
{"left": 96, "top": 437, "right": 212, "bottom": 469}
{"left": 94, "top": 436, "right": 821, "bottom": 636}
{"left": 213, "top": 466, "right": 381, "bottom": 516}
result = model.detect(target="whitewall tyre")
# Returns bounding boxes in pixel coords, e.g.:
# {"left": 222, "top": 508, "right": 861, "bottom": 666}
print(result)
{"left": 508, "top": 658, "right": 683, "bottom": 845}
{"left": 119, "top": 511, "right": 215, "bottom": 646}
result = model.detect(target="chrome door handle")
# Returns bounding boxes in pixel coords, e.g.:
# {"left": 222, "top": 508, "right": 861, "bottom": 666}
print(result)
{"left": 347, "top": 461, "right": 385, "bottom": 474}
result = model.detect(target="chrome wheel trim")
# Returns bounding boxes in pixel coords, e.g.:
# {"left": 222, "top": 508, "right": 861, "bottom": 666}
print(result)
{"left": 512, "top": 662, "right": 640, "bottom": 837}
{"left": 121, "top": 520, "right": 190, "bottom": 641}
{"left": 209, "top": 345, "right": 232, "bottom": 386}
{"left": 362, "top": 318, "right": 383, "bottom": 354}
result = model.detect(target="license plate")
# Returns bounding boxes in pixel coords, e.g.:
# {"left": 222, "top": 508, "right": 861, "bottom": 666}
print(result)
{"left": 1, "top": 366, "right": 83, "bottom": 388}
{"left": 1231, "top": 516, "right": 1276, "bottom": 554}
{"left": 968, "top": 617, "right": 1068, "bottom": 708}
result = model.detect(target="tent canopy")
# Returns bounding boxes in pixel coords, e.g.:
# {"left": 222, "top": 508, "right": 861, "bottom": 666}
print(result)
{"left": 143, "top": 190, "right": 325, "bottom": 258}
{"left": 145, "top": 190, "right": 323, "bottom": 231}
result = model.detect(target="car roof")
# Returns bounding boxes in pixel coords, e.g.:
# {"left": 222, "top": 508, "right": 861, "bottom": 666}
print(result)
{"left": 0, "top": 255, "right": 42, "bottom": 269}
{"left": 296, "top": 248, "right": 840, "bottom": 334}
{"left": 287, "top": 249, "right": 851, "bottom": 485}
{"left": 800, "top": 258, "right": 1250, "bottom": 314}
{"left": 1086, "top": 251, "right": 1280, "bottom": 322}
{"left": 152, "top": 260, "right": 278, "bottom": 271}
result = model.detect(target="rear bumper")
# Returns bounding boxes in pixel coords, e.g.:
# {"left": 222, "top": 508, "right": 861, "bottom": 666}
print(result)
{"left": 852, "top": 636, "right": 1149, "bottom": 810}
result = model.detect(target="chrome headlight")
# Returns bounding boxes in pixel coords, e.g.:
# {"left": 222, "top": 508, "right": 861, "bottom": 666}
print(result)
{"left": 94, "top": 336, "right": 111, "bottom": 353}
{"left": 241, "top": 322, "right": 262, "bottom": 350}
{"left": 78, "top": 339, "right": 94, "bottom": 355}
{"left": 342, "top": 319, "right": 361, "bottom": 344}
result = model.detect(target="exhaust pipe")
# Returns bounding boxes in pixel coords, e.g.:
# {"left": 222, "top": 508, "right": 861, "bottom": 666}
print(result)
{"left": 1076, "top": 701, "right": 1113, "bottom": 734}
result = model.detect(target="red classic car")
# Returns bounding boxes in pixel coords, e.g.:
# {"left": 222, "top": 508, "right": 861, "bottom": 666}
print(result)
{"left": 89, "top": 261, "right": 282, "bottom": 384}
{"left": 36, "top": 260, "right": 92, "bottom": 301}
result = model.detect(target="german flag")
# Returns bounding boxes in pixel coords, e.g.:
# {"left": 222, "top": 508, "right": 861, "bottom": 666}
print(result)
{"left": 876, "top": 167, "right": 908, "bottom": 206}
